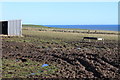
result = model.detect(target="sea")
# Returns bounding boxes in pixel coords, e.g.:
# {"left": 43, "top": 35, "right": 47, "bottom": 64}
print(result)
{"left": 44, "top": 25, "right": 119, "bottom": 31}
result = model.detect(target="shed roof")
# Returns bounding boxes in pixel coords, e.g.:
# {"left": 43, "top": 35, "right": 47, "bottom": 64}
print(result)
{"left": 0, "top": 19, "right": 21, "bottom": 22}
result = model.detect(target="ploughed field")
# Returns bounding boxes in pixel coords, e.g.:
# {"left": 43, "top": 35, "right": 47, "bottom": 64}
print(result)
{"left": 1, "top": 26, "right": 119, "bottom": 78}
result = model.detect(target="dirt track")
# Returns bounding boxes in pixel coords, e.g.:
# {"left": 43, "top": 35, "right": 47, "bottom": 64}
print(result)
{"left": 2, "top": 36, "right": 120, "bottom": 78}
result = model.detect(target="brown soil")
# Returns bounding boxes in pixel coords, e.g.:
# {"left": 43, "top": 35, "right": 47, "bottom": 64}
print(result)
{"left": 2, "top": 36, "right": 120, "bottom": 78}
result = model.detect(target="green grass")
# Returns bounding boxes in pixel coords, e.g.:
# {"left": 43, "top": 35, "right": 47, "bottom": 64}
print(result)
{"left": 3, "top": 26, "right": 118, "bottom": 44}
{"left": 22, "top": 24, "right": 49, "bottom": 28}
{"left": 2, "top": 58, "right": 58, "bottom": 78}
{"left": 22, "top": 28, "right": 118, "bottom": 41}
{"left": 22, "top": 25, "right": 118, "bottom": 41}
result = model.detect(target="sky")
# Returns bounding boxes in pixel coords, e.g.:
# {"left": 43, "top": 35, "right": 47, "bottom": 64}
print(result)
{"left": 0, "top": 2, "right": 118, "bottom": 25}
{"left": 0, "top": 0, "right": 119, "bottom": 2}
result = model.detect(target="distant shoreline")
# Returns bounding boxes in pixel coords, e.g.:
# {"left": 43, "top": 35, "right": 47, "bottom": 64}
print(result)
{"left": 43, "top": 25, "right": 119, "bottom": 31}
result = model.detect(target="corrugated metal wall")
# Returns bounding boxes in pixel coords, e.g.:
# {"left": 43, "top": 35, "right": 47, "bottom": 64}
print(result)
{"left": 8, "top": 20, "right": 22, "bottom": 36}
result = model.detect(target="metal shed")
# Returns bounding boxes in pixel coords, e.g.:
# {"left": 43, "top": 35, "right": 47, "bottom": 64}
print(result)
{"left": 0, "top": 20, "right": 22, "bottom": 36}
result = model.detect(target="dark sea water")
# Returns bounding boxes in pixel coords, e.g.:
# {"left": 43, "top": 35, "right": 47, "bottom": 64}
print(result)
{"left": 44, "top": 25, "right": 119, "bottom": 31}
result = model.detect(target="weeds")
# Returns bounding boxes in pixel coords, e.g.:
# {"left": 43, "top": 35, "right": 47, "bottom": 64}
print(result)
{"left": 2, "top": 59, "right": 58, "bottom": 78}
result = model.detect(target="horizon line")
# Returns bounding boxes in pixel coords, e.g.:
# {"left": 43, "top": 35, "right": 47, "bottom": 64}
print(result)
{"left": 23, "top": 24, "right": 119, "bottom": 25}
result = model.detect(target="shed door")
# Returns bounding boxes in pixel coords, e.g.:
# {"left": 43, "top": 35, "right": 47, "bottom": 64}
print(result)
{"left": 2, "top": 21, "right": 8, "bottom": 35}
